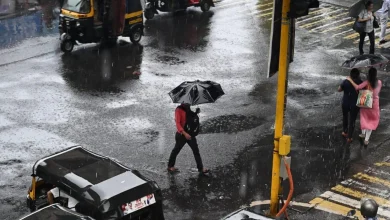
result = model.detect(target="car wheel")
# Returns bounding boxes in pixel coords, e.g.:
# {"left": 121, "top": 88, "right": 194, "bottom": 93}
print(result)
{"left": 130, "top": 28, "right": 142, "bottom": 44}
{"left": 144, "top": 9, "right": 154, "bottom": 20}
{"left": 60, "top": 39, "right": 74, "bottom": 53}
{"left": 200, "top": 1, "right": 210, "bottom": 12}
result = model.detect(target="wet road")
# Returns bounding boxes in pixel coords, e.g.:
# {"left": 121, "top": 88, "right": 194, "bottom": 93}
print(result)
{"left": 1, "top": 0, "right": 390, "bottom": 219}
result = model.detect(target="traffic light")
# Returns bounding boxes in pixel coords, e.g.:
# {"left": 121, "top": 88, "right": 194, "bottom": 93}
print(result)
{"left": 289, "top": 0, "right": 319, "bottom": 18}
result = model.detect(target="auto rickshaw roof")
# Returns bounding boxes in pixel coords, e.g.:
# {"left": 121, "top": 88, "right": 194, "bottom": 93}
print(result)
{"left": 34, "top": 146, "right": 129, "bottom": 184}
{"left": 19, "top": 204, "right": 95, "bottom": 220}
{"left": 33, "top": 146, "right": 153, "bottom": 209}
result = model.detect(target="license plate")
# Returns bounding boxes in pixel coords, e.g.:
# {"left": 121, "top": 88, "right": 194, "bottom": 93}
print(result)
{"left": 122, "top": 194, "right": 156, "bottom": 215}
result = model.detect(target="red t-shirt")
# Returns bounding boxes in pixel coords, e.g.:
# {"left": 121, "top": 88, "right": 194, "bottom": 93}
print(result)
{"left": 175, "top": 107, "right": 186, "bottom": 133}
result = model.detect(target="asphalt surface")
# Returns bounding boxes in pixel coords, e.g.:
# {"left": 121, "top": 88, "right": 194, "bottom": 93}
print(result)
{"left": 0, "top": 0, "right": 390, "bottom": 220}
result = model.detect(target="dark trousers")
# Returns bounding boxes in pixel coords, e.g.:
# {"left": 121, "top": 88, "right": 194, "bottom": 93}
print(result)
{"left": 342, "top": 104, "right": 359, "bottom": 139}
{"left": 168, "top": 132, "right": 204, "bottom": 171}
{"left": 359, "top": 31, "right": 375, "bottom": 55}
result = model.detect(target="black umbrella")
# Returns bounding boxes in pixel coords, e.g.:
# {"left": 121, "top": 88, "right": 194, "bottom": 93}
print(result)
{"left": 341, "top": 54, "right": 389, "bottom": 69}
{"left": 349, "top": 0, "right": 382, "bottom": 18}
{"left": 169, "top": 80, "right": 225, "bottom": 105}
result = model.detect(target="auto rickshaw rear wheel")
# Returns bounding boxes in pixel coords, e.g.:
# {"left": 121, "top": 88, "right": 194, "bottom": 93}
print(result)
{"left": 200, "top": 0, "right": 210, "bottom": 12}
{"left": 130, "top": 28, "right": 142, "bottom": 43}
{"left": 60, "top": 39, "right": 74, "bottom": 53}
{"left": 144, "top": 9, "right": 155, "bottom": 20}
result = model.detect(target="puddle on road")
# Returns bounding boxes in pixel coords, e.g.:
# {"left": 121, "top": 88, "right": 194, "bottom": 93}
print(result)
{"left": 288, "top": 88, "right": 321, "bottom": 96}
{"left": 0, "top": 159, "right": 23, "bottom": 166}
{"left": 155, "top": 55, "right": 187, "bottom": 65}
{"left": 200, "top": 114, "right": 266, "bottom": 134}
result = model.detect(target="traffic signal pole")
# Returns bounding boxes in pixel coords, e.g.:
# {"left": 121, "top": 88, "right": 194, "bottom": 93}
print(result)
{"left": 269, "top": 0, "right": 291, "bottom": 216}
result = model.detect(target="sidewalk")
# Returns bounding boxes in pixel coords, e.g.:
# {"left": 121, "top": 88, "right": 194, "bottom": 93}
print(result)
{"left": 0, "top": 5, "right": 41, "bottom": 20}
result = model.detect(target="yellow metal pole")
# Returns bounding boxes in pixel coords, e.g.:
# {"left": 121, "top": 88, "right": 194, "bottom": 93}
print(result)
{"left": 269, "top": 0, "right": 290, "bottom": 216}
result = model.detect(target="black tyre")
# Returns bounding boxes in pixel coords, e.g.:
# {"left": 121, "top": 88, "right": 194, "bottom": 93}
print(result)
{"left": 200, "top": 1, "right": 210, "bottom": 12}
{"left": 60, "top": 39, "right": 74, "bottom": 53}
{"left": 130, "top": 28, "right": 142, "bottom": 44}
{"left": 144, "top": 9, "right": 155, "bottom": 20}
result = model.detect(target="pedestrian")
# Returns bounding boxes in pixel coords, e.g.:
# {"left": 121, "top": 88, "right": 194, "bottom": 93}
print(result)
{"left": 167, "top": 103, "right": 209, "bottom": 174}
{"left": 358, "top": 1, "right": 376, "bottom": 55}
{"left": 338, "top": 68, "right": 362, "bottom": 143}
{"left": 346, "top": 67, "right": 382, "bottom": 148}
{"left": 376, "top": 0, "right": 390, "bottom": 44}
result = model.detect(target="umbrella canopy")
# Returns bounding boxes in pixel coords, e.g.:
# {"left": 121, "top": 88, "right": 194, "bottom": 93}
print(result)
{"left": 349, "top": 0, "right": 382, "bottom": 18}
{"left": 342, "top": 54, "right": 389, "bottom": 69}
{"left": 169, "top": 80, "right": 225, "bottom": 105}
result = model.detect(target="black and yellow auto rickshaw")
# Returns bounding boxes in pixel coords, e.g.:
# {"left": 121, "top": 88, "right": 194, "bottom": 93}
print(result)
{"left": 26, "top": 146, "right": 165, "bottom": 220}
{"left": 59, "top": 0, "right": 144, "bottom": 53}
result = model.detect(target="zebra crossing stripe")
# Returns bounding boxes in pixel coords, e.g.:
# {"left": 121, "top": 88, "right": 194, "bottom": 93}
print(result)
{"left": 258, "top": 11, "right": 273, "bottom": 18}
{"left": 320, "top": 191, "right": 390, "bottom": 218}
{"left": 332, "top": 29, "right": 355, "bottom": 37}
{"left": 354, "top": 172, "right": 390, "bottom": 188}
{"left": 375, "top": 162, "right": 390, "bottom": 167}
{"left": 252, "top": 1, "right": 390, "bottom": 48}
{"left": 332, "top": 185, "right": 390, "bottom": 208}
{"left": 299, "top": 11, "right": 348, "bottom": 28}
{"left": 296, "top": 9, "right": 346, "bottom": 25}
{"left": 320, "top": 20, "right": 354, "bottom": 33}
{"left": 253, "top": 7, "right": 273, "bottom": 15}
{"left": 309, "top": 17, "right": 351, "bottom": 32}
{"left": 341, "top": 179, "right": 390, "bottom": 199}
{"left": 257, "top": 2, "right": 273, "bottom": 8}
{"left": 309, "top": 197, "right": 365, "bottom": 219}
{"left": 296, "top": 7, "right": 330, "bottom": 21}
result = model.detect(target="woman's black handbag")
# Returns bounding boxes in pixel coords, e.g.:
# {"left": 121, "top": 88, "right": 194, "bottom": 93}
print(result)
{"left": 374, "top": 16, "right": 380, "bottom": 28}
{"left": 353, "top": 18, "right": 366, "bottom": 33}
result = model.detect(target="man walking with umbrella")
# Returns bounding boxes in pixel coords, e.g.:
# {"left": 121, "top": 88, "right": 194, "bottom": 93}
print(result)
{"left": 167, "top": 103, "right": 209, "bottom": 174}
{"left": 167, "top": 80, "right": 225, "bottom": 174}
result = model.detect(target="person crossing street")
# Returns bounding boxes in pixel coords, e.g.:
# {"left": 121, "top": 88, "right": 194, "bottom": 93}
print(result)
{"left": 167, "top": 80, "right": 224, "bottom": 174}
{"left": 167, "top": 103, "right": 209, "bottom": 174}
{"left": 376, "top": 0, "right": 390, "bottom": 44}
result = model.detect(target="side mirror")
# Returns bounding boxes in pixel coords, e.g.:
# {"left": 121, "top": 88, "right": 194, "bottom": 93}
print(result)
{"left": 347, "top": 209, "right": 356, "bottom": 216}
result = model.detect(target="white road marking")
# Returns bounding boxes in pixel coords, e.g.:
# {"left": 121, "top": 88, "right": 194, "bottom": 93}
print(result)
{"left": 321, "top": 191, "right": 390, "bottom": 217}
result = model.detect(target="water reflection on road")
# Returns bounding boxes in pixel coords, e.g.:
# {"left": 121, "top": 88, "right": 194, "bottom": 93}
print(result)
{"left": 61, "top": 43, "right": 143, "bottom": 93}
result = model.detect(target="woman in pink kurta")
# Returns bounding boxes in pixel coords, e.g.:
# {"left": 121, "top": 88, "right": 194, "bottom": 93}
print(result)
{"left": 347, "top": 67, "right": 382, "bottom": 147}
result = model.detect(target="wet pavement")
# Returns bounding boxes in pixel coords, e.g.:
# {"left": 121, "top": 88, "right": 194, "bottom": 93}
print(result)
{"left": 1, "top": 0, "right": 390, "bottom": 219}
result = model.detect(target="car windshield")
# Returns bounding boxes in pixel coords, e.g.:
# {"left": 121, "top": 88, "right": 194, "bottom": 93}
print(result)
{"left": 62, "top": 0, "right": 91, "bottom": 14}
